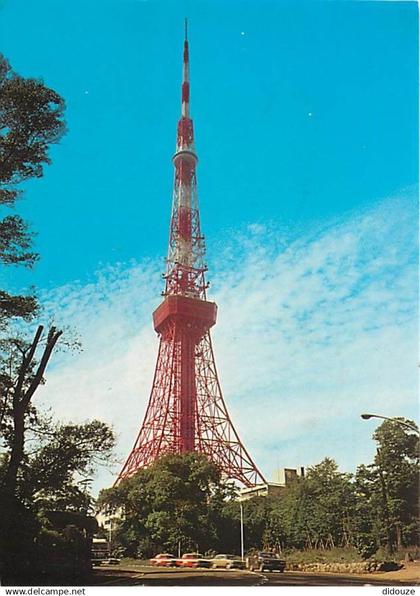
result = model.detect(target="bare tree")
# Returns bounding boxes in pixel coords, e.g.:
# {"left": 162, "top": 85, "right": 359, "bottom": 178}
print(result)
{"left": 0, "top": 325, "right": 62, "bottom": 501}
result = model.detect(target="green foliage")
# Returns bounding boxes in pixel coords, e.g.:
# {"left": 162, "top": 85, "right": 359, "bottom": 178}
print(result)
{"left": 0, "top": 54, "right": 66, "bottom": 204}
{"left": 214, "top": 497, "right": 266, "bottom": 554}
{"left": 22, "top": 420, "right": 116, "bottom": 509}
{"left": 10, "top": 515, "right": 96, "bottom": 582}
{"left": 0, "top": 215, "right": 37, "bottom": 267}
{"left": 284, "top": 547, "right": 361, "bottom": 565}
{"left": 355, "top": 419, "right": 419, "bottom": 553}
{"left": 0, "top": 53, "right": 115, "bottom": 584}
{"left": 0, "top": 291, "right": 38, "bottom": 327}
{"left": 98, "top": 453, "right": 235, "bottom": 557}
{"left": 0, "top": 417, "right": 116, "bottom": 513}
{"left": 103, "top": 444, "right": 418, "bottom": 560}
{"left": 249, "top": 459, "right": 356, "bottom": 552}
{"left": 355, "top": 535, "right": 377, "bottom": 560}
{"left": 298, "top": 459, "right": 355, "bottom": 549}
{"left": 0, "top": 416, "right": 115, "bottom": 581}
{"left": 353, "top": 464, "right": 382, "bottom": 553}
{"left": 0, "top": 326, "right": 114, "bottom": 579}
{"left": 0, "top": 53, "right": 66, "bottom": 325}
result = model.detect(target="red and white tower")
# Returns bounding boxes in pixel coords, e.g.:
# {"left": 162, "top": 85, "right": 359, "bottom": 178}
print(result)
{"left": 117, "top": 22, "right": 265, "bottom": 487}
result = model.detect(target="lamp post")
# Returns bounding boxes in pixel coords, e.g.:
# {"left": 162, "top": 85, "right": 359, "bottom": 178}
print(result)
{"left": 360, "top": 414, "right": 419, "bottom": 434}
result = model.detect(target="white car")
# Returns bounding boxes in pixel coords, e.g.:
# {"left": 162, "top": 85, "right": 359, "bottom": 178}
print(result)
{"left": 211, "top": 554, "right": 245, "bottom": 569}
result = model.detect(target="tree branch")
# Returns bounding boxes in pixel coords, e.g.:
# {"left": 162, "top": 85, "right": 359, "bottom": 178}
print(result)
{"left": 13, "top": 325, "right": 43, "bottom": 410}
{"left": 22, "top": 327, "right": 62, "bottom": 409}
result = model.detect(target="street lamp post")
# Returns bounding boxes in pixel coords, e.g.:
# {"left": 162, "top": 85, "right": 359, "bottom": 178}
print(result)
{"left": 360, "top": 414, "right": 419, "bottom": 434}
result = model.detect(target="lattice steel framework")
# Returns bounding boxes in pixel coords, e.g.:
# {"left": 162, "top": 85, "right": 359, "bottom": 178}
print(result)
{"left": 117, "top": 22, "right": 265, "bottom": 487}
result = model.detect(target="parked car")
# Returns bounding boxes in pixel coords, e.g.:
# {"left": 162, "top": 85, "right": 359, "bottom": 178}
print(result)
{"left": 211, "top": 554, "right": 245, "bottom": 569}
{"left": 178, "top": 553, "right": 212, "bottom": 568}
{"left": 247, "top": 552, "right": 286, "bottom": 572}
{"left": 150, "top": 553, "right": 177, "bottom": 567}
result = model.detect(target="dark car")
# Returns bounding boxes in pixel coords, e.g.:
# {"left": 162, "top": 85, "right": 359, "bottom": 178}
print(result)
{"left": 247, "top": 551, "right": 286, "bottom": 572}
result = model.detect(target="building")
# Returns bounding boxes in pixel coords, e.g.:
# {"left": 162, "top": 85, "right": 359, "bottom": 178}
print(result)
{"left": 238, "top": 467, "right": 305, "bottom": 500}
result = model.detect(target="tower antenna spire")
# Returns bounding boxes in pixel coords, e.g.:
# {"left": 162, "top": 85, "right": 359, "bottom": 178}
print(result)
{"left": 181, "top": 18, "right": 190, "bottom": 121}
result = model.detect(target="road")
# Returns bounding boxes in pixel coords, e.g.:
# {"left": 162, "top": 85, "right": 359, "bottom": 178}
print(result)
{"left": 90, "top": 564, "right": 418, "bottom": 587}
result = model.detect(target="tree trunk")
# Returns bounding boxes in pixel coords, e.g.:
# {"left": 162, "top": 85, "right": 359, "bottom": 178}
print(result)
{"left": 1, "top": 405, "right": 25, "bottom": 501}
{"left": 0, "top": 326, "right": 62, "bottom": 501}
{"left": 396, "top": 523, "right": 402, "bottom": 550}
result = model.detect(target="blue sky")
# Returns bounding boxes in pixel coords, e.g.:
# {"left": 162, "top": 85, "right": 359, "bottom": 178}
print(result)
{"left": 0, "top": 0, "right": 418, "bottom": 491}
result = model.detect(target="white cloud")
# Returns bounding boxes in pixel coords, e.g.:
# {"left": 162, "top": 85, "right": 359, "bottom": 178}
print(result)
{"left": 36, "top": 193, "right": 418, "bottom": 492}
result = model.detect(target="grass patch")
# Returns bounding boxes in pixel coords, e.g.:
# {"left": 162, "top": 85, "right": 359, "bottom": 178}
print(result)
{"left": 375, "top": 546, "right": 420, "bottom": 562}
{"left": 284, "top": 547, "right": 362, "bottom": 564}
{"left": 120, "top": 558, "right": 150, "bottom": 567}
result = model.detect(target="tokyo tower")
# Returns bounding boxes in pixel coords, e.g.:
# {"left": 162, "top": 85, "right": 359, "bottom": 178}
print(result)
{"left": 117, "top": 22, "right": 265, "bottom": 487}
